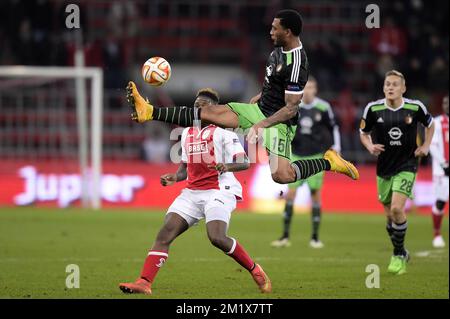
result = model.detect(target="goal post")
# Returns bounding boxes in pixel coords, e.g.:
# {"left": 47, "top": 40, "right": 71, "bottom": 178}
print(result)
{"left": 0, "top": 65, "right": 104, "bottom": 209}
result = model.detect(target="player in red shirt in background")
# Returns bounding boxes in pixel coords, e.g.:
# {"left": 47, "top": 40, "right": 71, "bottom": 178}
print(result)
{"left": 429, "top": 95, "right": 449, "bottom": 248}
{"left": 119, "top": 88, "right": 271, "bottom": 295}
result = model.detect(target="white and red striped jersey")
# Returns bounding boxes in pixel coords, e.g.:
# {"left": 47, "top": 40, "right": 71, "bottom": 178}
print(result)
{"left": 430, "top": 114, "right": 449, "bottom": 176}
{"left": 180, "top": 125, "right": 246, "bottom": 199}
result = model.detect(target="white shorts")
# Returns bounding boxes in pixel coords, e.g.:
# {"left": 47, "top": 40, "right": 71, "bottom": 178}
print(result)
{"left": 167, "top": 189, "right": 237, "bottom": 227}
{"left": 433, "top": 175, "right": 449, "bottom": 202}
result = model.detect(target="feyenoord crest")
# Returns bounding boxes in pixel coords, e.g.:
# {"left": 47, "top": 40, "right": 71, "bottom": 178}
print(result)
{"left": 360, "top": 119, "right": 366, "bottom": 130}
{"left": 405, "top": 114, "right": 413, "bottom": 124}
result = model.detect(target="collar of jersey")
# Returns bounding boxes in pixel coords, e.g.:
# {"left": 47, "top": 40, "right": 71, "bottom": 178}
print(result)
{"left": 282, "top": 43, "right": 303, "bottom": 53}
{"left": 383, "top": 98, "right": 405, "bottom": 112}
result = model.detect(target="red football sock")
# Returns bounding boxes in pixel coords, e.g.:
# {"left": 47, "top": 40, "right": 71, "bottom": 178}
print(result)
{"left": 432, "top": 212, "right": 444, "bottom": 237}
{"left": 140, "top": 250, "right": 168, "bottom": 283}
{"left": 226, "top": 238, "right": 255, "bottom": 271}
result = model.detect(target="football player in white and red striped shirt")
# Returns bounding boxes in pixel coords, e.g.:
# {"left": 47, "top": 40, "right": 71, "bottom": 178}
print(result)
{"left": 429, "top": 95, "right": 449, "bottom": 248}
{"left": 119, "top": 88, "right": 271, "bottom": 295}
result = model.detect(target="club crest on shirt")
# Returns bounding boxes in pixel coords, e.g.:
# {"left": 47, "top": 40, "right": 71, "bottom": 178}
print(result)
{"left": 202, "top": 130, "right": 211, "bottom": 139}
{"left": 405, "top": 114, "right": 413, "bottom": 124}
{"left": 360, "top": 119, "right": 366, "bottom": 130}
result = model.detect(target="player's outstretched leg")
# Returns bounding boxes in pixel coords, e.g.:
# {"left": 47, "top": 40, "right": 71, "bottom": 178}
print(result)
{"left": 126, "top": 81, "right": 239, "bottom": 128}
{"left": 206, "top": 219, "right": 272, "bottom": 293}
{"left": 119, "top": 213, "right": 189, "bottom": 295}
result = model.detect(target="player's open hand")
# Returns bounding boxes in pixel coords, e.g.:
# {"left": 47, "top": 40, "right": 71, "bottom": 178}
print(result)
{"left": 208, "top": 163, "right": 227, "bottom": 173}
{"left": 414, "top": 145, "right": 430, "bottom": 157}
{"left": 369, "top": 144, "right": 385, "bottom": 156}
{"left": 160, "top": 173, "right": 177, "bottom": 186}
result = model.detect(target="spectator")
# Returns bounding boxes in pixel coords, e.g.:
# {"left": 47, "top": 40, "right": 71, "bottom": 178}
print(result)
{"left": 370, "top": 16, "right": 407, "bottom": 57}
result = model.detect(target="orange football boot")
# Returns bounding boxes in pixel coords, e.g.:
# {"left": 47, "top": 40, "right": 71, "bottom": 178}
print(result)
{"left": 119, "top": 278, "right": 152, "bottom": 295}
{"left": 251, "top": 264, "right": 272, "bottom": 293}
{"left": 126, "top": 81, "right": 154, "bottom": 123}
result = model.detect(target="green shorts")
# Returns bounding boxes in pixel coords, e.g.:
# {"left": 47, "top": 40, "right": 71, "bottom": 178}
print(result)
{"left": 376, "top": 171, "right": 417, "bottom": 205}
{"left": 227, "top": 102, "right": 296, "bottom": 159}
{"left": 288, "top": 153, "right": 324, "bottom": 190}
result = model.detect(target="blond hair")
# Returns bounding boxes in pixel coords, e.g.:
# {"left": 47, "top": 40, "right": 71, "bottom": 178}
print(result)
{"left": 385, "top": 70, "right": 406, "bottom": 84}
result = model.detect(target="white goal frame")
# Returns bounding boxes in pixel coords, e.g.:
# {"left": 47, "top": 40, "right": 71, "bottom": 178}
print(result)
{"left": 0, "top": 66, "right": 103, "bottom": 210}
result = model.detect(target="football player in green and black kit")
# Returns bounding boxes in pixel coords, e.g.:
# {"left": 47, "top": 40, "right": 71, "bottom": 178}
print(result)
{"left": 127, "top": 9, "right": 359, "bottom": 185}
{"left": 271, "top": 76, "right": 341, "bottom": 248}
{"left": 360, "top": 70, "right": 435, "bottom": 275}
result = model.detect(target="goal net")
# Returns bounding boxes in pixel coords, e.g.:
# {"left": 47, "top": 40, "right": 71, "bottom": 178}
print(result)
{"left": 0, "top": 66, "right": 103, "bottom": 209}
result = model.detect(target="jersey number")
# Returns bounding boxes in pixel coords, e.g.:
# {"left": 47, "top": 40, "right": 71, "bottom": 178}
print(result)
{"left": 399, "top": 179, "right": 413, "bottom": 193}
{"left": 273, "top": 137, "right": 286, "bottom": 154}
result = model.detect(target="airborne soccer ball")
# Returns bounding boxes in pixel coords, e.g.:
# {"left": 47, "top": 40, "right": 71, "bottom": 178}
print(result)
{"left": 141, "top": 57, "right": 171, "bottom": 86}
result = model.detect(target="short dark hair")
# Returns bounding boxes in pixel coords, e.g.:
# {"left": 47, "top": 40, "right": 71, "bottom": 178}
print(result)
{"left": 275, "top": 9, "right": 303, "bottom": 36}
{"left": 196, "top": 88, "right": 220, "bottom": 104}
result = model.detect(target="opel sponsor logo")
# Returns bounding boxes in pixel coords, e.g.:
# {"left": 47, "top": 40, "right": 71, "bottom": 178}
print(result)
{"left": 388, "top": 127, "right": 403, "bottom": 140}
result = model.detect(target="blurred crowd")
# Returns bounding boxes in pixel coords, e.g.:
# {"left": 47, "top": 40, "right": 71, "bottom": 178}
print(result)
{"left": 0, "top": 0, "right": 448, "bottom": 163}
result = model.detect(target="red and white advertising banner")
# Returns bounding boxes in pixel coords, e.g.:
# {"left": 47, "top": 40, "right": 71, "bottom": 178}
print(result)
{"left": 0, "top": 159, "right": 437, "bottom": 214}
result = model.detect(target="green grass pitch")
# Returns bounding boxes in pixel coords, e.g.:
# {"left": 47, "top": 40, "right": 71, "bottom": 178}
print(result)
{"left": 0, "top": 207, "right": 447, "bottom": 299}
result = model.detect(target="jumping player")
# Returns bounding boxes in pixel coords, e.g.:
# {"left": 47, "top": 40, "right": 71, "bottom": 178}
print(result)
{"left": 126, "top": 9, "right": 359, "bottom": 186}
{"left": 360, "top": 70, "right": 435, "bottom": 275}
{"left": 119, "top": 88, "right": 271, "bottom": 295}
{"left": 271, "top": 76, "right": 341, "bottom": 248}
{"left": 429, "top": 95, "right": 449, "bottom": 248}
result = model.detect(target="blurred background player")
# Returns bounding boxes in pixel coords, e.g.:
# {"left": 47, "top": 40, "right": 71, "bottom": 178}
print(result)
{"left": 429, "top": 95, "right": 449, "bottom": 248}
{"left": 127, "top": 9, "right": 359, "bottom": 185}
{"left": 271, "top": 76, "right": 341, "bottom": 248}
{"left": 119, "top": 88, "right": 271, "bottom": 295}
{"left": 360, "top": 70, "right": 435, "bottom": 275}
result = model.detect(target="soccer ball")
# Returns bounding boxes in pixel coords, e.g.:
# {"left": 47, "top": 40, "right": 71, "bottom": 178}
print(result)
{"left": 141, "top": 57, "right": 171, "bottom": 86}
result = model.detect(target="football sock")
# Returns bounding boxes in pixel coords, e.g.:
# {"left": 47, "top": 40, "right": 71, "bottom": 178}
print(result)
{"left": 140, "top": 250, "right": 168, "bottom": 283}
{"left": 226, "top": 238, "right": 256, "bottom": 271}
{"left": 282, "top": 200, "right": 294, "bottom": 239}
{"left": 153, "top": 106, "right": 201, "bottom": 127}
{"left": 311, "top": 202, "right": 321, "bottom": 241}
{"left": 432, "top": 210, "right": 444, "bottom": 237}
{"left": 291, "top": 159, "right": 331, "bottom": 181}
{"left": 391, "top": 221, "right": 408, "bottom": 256}
{"left": 386, "top": 221, "right": 394, "bottom": 240}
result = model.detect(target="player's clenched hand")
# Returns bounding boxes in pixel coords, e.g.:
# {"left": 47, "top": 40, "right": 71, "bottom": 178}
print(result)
{"left": 208, "top": 163, "right": 227, "bottom": 173}
{"left": 160, "top": 173, "right": 177, "bottom": 186}
{"left": 414, "top": 145, "right": 430, "bottom": 157}
{"left": 369, "top": 144, "right": 385, "bottom": 156}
